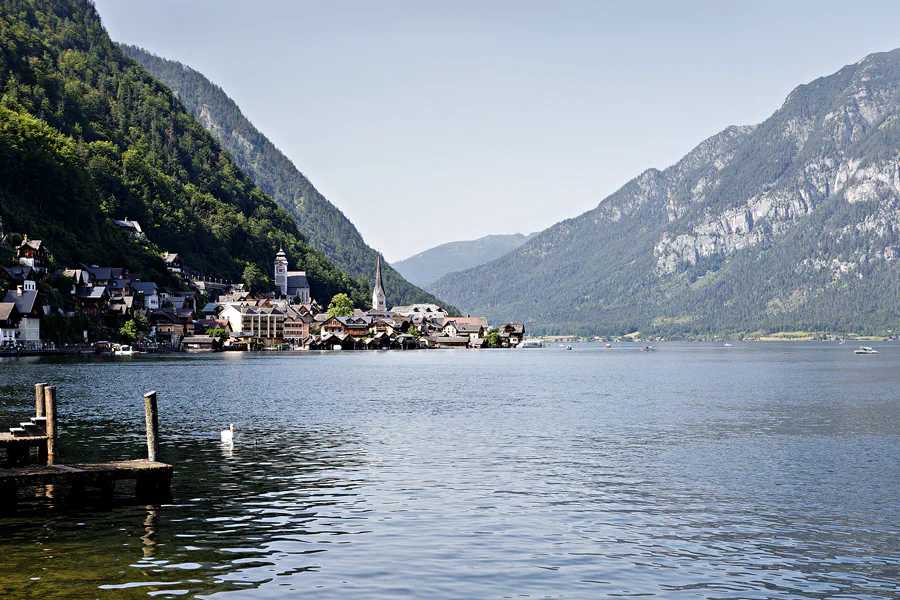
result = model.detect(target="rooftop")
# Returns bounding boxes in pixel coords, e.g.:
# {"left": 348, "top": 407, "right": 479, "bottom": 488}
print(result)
{"left": 2, "top": 289, "right": 38, "bottom": 314}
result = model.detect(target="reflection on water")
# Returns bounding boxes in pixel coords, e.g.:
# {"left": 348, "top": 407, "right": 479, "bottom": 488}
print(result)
{"left": 0, "top": 344, "right": 899, "bottom": 598}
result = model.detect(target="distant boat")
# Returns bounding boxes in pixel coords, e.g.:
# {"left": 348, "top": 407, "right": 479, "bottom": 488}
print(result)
{"left": 855, "top": 346, "right": 878, "bottom": 355}
{"left": 640, "top": 345, "right": 653, "bottom": 352}
{"left": 566, "top": 345, "right": 572, "bottom": 351}
{"left": 839, "top": 341, "right": 846, "bottom": 345}
{"left": 521, "top": 340, "right": 544, "bottom": 348}
{"left": 724, "top": 343, "right": 733, "bottom": 347}
{"left": 605, "top": 343, "right": 611, "bottom": 348}
{"left": 114, "top": 345, "right": 136, "bottom": 356}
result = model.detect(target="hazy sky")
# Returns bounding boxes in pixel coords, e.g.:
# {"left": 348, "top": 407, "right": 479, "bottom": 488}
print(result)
{"left": 93, "top": 0, "right": 900, "bottom": 262}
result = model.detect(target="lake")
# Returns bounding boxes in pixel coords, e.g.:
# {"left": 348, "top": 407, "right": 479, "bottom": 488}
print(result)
{"left": 0, "top": 343, "right": 898, "bottom": 599}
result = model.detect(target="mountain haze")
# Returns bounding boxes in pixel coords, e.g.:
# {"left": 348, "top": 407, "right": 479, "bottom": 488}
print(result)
{"left": 119, "top": 44, "right": 454, "bottom": 313}
{"left": 432, "top": 49, "right": 900, "bottom": 336}
{"left": 394, "top": 233, "right": 536, "bottom": 287}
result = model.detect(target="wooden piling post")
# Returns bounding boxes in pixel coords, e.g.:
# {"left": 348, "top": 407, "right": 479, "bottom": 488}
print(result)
{"left": 144, "top": 391, "right": 159, "bottom": 462}
{"left": 44, "top": 385, "right": 58, "bottom": 465}
{"left": 35, "top": 383, "right": 47, "bottom": 417}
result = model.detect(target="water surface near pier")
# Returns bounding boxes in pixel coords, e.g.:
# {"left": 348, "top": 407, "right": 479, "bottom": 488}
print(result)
{"left": 0, "top": 343, "right": 898, "bottom": 599}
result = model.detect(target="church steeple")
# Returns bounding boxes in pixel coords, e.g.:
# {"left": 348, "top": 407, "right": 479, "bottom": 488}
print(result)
{"left": 372, "top": 254, "right": 386, "bottom": 311}
{"left": 274, "top": 248, "right": 288, "bottom": 297}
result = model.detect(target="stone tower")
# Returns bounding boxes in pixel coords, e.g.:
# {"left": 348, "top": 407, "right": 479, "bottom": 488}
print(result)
{"left": 274, "top": 248, "right": 288, "bottom": 296}
{"left": 372, "top": 255, "right": 386, "bottom": 311}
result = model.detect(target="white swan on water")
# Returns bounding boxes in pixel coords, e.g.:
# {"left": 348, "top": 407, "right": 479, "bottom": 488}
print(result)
{"left": 221, "top": 423, "right": 235, "bottom": 444}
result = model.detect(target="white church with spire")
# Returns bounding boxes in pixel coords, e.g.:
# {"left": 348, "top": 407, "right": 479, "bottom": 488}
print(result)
{"left": 274, "top": 248, "right": 311, "bottom": 304}
{"left": 372, "top": 255, "right": 386, "bottom": 311}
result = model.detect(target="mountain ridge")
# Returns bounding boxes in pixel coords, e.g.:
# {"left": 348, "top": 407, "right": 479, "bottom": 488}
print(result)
{"left": 394, "top": 232, "right": 536, "bottom": 287}
{"left": 431, "top": 48, "right": 900, "bottom": 336}
{"left": 118, "top": 43, "right": 456, "bottom": 313}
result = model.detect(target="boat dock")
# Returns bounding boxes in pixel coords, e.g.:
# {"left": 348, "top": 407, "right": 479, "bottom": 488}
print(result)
{"left": 0, "top": 384, "right": 172, "bottom": 512}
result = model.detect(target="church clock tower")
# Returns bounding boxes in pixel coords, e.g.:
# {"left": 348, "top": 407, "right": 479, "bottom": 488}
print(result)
{"left": 372, "top": 255, "right": 386, "bottom": 311}
{"left": 274, "top": 248, "right": 288, "bottom": 297}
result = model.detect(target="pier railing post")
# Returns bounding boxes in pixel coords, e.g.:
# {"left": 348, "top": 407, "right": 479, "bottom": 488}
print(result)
{"left": 35, "top": 383, "right": 47, "bottom": 417}
{"left": 144, "top": 391, "right": 159, "bottom": 462}
{"left": 44, "top": 385, "right": 58, "bottom": 465}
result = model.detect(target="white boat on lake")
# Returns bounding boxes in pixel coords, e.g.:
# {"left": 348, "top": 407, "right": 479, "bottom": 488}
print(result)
{"left": 521, "top": 340, "right": 544, "bottom": 348}
{"left": 855, "top": 346, "right": 878, "bottom": 355}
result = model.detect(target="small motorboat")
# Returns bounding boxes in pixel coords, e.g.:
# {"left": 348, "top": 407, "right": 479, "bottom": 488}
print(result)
{"left": 605, "top": 343, "right": 611, "bottom": 348}
{"left": 114, "top": 345, "right": 137, "bottom": 356}
{"left": 855, "top": 346, "right": 878, "bottom": 355}
{"left": 640, "top": 345, "right": 653, "bottom": 352}
{"left": 566, "top": 345, "right": 572, "bottom": 351}
{"left": 723, "top": 343, "right": 732, "bottom": 347}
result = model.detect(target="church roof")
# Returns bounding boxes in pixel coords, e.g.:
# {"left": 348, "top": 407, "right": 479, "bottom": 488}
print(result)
{"left": 286, "top": 271, "right": 309, "bottom": 292}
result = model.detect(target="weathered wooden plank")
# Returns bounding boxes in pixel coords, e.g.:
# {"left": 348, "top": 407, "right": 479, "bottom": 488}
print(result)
{"left": 50, "top": 465, "right": 83, "bottom": 473}
{"left": 35, "top": 383, "right": 46, "bottom": 418}
{"left": 0, "top": 460, "right": 172, "bottom": 487}
{"left": 44, "top": 385, "right": 58, "bottom": 465}
{"left": 0, "top": 432, "right": 47, "bottom": 470}
{"left": 0, "top": 433, "right": 48, "bottom": 445}
{"left": 144, "top": 391, "right": 159, "bottom": 462}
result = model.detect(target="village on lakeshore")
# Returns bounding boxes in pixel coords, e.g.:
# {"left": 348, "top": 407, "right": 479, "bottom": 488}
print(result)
{"left": 0, "top": 232, "right": 527, "bottom": 355}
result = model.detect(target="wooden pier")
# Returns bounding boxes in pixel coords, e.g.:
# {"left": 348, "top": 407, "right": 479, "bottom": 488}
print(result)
{"left": 0, "top": 386, "right": 173, "bottom": 512}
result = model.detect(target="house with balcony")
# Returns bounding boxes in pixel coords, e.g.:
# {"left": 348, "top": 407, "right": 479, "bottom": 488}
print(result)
{"left": 498, "top": 323, "right": 525, "bottom": 348}
{"left": 219, "top": 304, "right": 285, "bottom": 348}
{"left": 0, "top": 302, "right": 21, "bottom": 346}
{"left": 15, "top": 236, "right": 50, "bottom": 273}
{"left": 131, "top": 281, "right": 160, "bottom": 310}
{"left": 114, "top": 218, "right": 144, "bottom": 239}
{"left": 283, "top": 306, "right": 312, "bottom": 344}
{"left": 2, "top": 285, "right": 43, "bottom": 342}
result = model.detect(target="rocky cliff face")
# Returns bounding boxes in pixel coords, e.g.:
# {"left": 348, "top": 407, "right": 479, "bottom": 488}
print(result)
{"left": 431, "top": 49, "right": 900, "bottom": 335}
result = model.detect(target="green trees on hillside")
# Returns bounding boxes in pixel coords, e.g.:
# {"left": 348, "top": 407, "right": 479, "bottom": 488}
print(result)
{"left": 0, "top": 0, "right": 368, "bottom": 307}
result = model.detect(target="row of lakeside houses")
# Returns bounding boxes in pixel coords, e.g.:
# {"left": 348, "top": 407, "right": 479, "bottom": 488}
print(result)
{"left": 1, "top": 235, "right": 525, "bottom": 351}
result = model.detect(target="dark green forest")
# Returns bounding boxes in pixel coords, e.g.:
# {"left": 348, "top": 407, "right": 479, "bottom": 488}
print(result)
{"left": 0, "top": 0, "right": 369, "bottom": 306}
{"left": 118, "top": 44, "right": 455, "bottom": 312}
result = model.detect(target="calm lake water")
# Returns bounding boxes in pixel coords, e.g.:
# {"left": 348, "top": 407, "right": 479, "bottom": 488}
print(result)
{"left": 0, "top": 343, "right": 898, "bottom": 599}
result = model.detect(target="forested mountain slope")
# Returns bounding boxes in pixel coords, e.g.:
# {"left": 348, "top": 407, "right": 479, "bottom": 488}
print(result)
{"left": 119, "top": 44, "right": 454, "bottom": 312}
{"left": 394, "top": 233, "right": 535, "bottom": 287}
{"left": 432, "top": 49, "right": 900, "bottom": 336}
{"left": 0, "top": 0, "right": 369, "bottom": 305}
